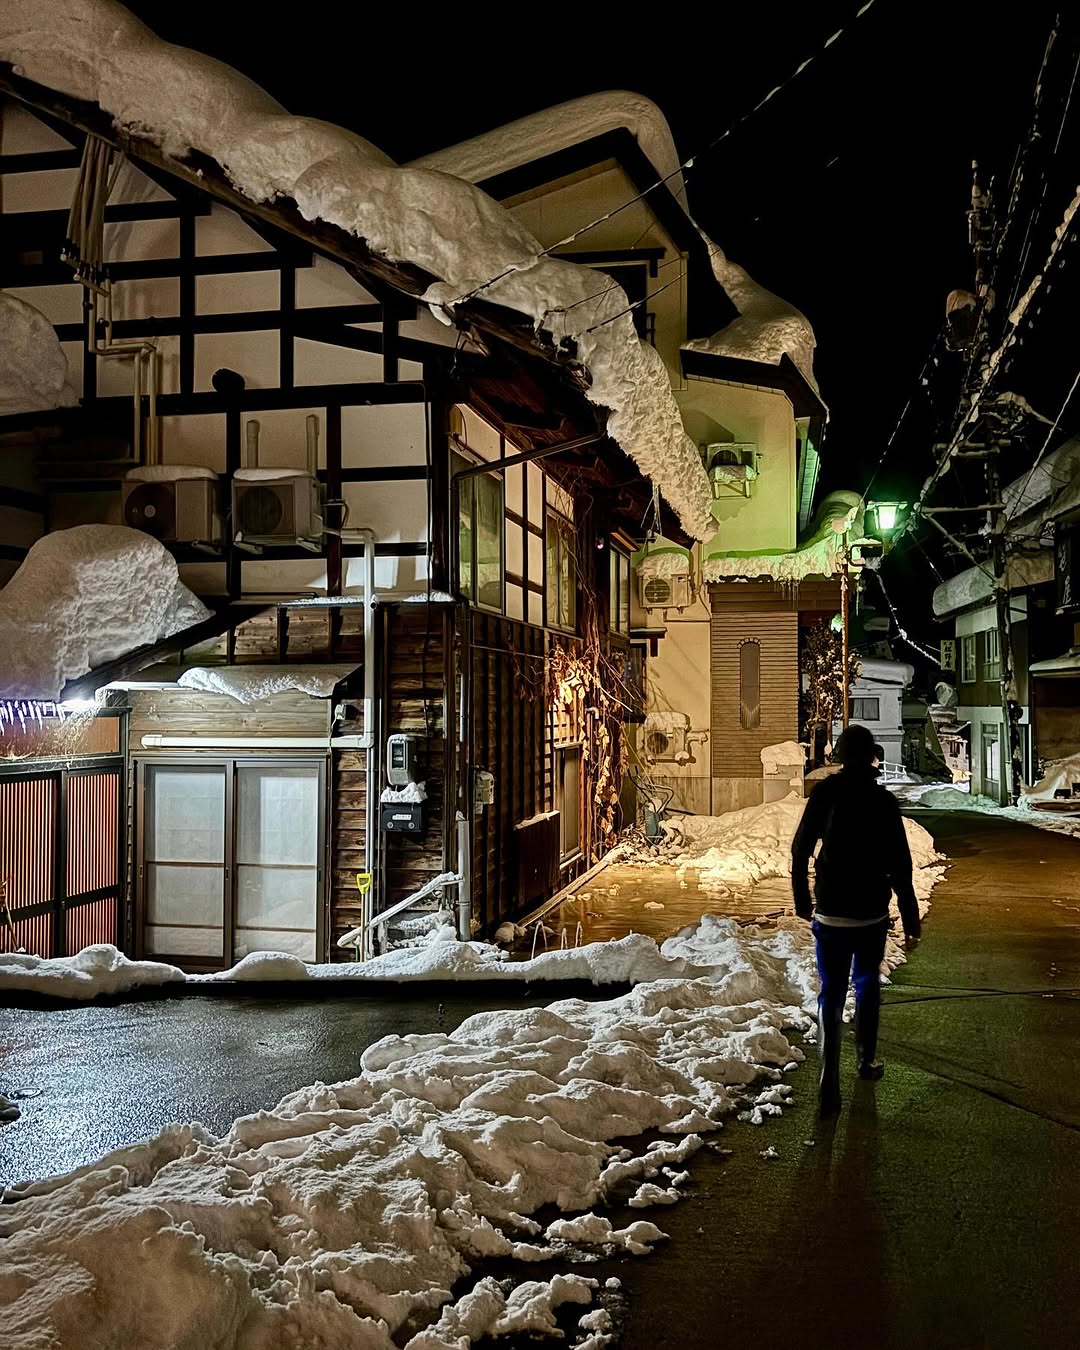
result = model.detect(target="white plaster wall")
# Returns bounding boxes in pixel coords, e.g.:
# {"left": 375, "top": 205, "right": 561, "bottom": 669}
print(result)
{"left": 677, "top": 378, "right": 797, "bottom": 554}
{"left": 642, "top": 616, "right": 712, "bottom": 813}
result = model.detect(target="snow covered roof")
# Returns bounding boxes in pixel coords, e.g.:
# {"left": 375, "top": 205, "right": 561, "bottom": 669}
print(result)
{"left": 1002, "top": 436, "right": 1080, "bottom": 527}
{"left": 856, "top": 656, "right": 915, "bottom": 687}
{"left": 0, "top": 525, "right": 210, "bottom": 700}
{"left": 0, "top": 2, "right": 717, "bottom": 537}
{"left": 410, "top": 90, "right": 689, "bottom": 209}
{"left": 0, "top": 289, "right": 78, "bottom": 415}
{"left": 932, "top": 550, "right": 1053, "bottom": 618}
{"left": 702, "top": 492, "right": 858, "bottom": 583}
{"left": 682, "top": 253, "right": 819, "bottom": 395}
{"left": 412, "top": 89, "right": 819, "bottom": 399}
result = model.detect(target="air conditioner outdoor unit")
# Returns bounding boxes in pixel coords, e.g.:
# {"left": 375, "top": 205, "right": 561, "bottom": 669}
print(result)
{"left": 122, "top": 468, "right": 223, "bottom": 546}
{"left": 232, "top": 470, "right": 324, "bottom": 550}
{"left": 639, "top": 572, "right": 691, "bottom": 610}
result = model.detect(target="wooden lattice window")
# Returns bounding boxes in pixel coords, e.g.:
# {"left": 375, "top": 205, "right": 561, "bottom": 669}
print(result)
{"left": 739, "top": 639, "right": 761, "bottom": 730}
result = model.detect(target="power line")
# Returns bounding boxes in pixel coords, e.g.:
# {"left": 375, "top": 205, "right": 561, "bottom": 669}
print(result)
{"left": 868, "top": 567, "right": 940, "bottom": 664}
{"left": 451, "top": 1, "right": 881, "bottom": 310}
{"left": 1010, "top": 363, "right": 1080, "bottom": 523}
{"left": 863, "top": 322, "right": 947, "bottom": 500}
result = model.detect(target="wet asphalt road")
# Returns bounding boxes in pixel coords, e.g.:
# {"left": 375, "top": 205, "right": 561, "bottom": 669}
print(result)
{"left": 2, "top": 810, "right": 1079, "bottom": 1348}
{"left": 0, "top": 988, "right": 559, "bottom": 1188}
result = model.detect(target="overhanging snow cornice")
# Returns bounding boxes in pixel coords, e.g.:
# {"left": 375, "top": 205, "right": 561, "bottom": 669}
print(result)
{"left": 681, "top": 348, "right": 828, "bottom": 421}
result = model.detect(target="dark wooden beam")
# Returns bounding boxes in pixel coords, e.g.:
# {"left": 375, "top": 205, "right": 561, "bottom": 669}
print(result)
{"left": 60, "top": 603, "right": 272, "bottom": 700}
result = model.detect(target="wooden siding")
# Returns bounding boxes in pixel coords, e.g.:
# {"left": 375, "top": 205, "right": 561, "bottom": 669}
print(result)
{"left": 379, "top": 606, "right": 448, "bottom": 923}
{"left": 128, "top": 688, "right": 330, "bottom": 743}
{"left": 710, "top": 604, "right": 800, "bottom": 777}
{"left": 469, "top": 612, "right": 551, "bottom": 931}
{"left": 329, "top": 748, "right": 366, "bottom": 953}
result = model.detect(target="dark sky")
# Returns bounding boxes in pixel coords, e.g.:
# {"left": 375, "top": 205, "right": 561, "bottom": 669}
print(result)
{"left": 128, "top": 1, "right": 1076, "bottom": 637}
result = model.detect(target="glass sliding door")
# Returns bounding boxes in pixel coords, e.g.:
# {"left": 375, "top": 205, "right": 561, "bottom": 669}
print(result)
{"left": 235, "top": 762, "right": 322, "bottom": 961}
{"left": 142, "top": 763, "right": 227, "bottom": 959}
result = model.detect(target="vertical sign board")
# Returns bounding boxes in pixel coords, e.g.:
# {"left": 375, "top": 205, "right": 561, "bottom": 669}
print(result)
{"left": 940, "top": 638, "right": 957, "bottom": 674}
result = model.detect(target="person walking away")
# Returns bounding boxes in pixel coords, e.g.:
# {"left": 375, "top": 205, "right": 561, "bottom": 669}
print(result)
{"left": 790, "top": 723, "right": 922, "bottom": 1117}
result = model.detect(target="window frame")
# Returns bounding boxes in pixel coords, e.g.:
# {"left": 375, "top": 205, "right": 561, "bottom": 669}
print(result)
{"left": 850, "top": 695, "right": 881, "bottom": 722}
{"left": 545, "top": 508, "right": 578, "bottom": 632}
{"left": 984, "top": 627, "right": 1001, "bottom": 679}
{"left": 609, "top": 545, "right": 632, "bottom": 635}
{"left": 961, "top": 634, "right": 977, "bottom": 684}
{"left": 452, "top": 448, "right": 505, "bottom": 615}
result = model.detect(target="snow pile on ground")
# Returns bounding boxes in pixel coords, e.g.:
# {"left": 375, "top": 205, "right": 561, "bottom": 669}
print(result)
{"left": 913, "top": 783, "right": 1080, "bottom": 839}
{"left": 0, "top": 979, "right": 805, "bottom": 1348}
{"left": 0, "top": 1, "right": 714, "bottom": 538}
{"left": 0, "top": 944, "right": 185, "bottom": 997}
{"left": 637, "top": 794, "right": 943, "bottom": 902}
{"left": 0, "top": 288, "right": 78, "bottom": 415}
{"left": 0, "top": 525, "right": 211, "bottom": 699}
{"left": 1022, "top": 754, "right": 1080, "bottom": 806}
{"left": 760, "top": 741, "right": 805, "bottom": 774}
{"left": 176, "top": 663, "right": 355, "bottom": 703}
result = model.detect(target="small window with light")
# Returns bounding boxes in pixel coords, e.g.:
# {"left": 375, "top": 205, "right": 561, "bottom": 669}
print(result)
{"left": 546, "top": 511, "right": 577, "bottom": 631}
{"left": 609, "top": 547, "right": 632, "bottom": 634}
{"left": 984, "top": 628, "right": 1000, "bottom": 678}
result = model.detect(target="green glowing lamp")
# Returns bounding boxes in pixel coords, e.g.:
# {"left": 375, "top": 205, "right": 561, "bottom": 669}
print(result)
{"left": 866, "top": 500, "right": 907, "bottom": 540}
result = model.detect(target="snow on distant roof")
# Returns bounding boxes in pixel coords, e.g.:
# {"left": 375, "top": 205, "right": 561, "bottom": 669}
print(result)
{"left": 0, "top": 289, "right": 78, "bottom": 415}
{"left": 0, "top": 525, "right": 211, "bottom": 699}
{"left": 176, "top": 664, "right": 356, "bottom": 703}
{"left": 0, "top": 2, "right": 714, "bottom": 537}
{"left": 1002, "top": 436, "right": 1080, "bottom": 525}
{"left": 857, "top": 656, "right": 915, "bottom": 687}
{"left": 683, "top": 251, "right": 819, "bottom": 394}
{"left": 932, "top": 550, "right": 1053, "bottom": 618}
{"left": 410, "top": 90, "right": 689, "bottom": 207}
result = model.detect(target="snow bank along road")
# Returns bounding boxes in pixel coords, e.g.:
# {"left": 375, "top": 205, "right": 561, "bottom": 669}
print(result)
{"left": 0, "top": 805, "right": 946, "bottom": 1348}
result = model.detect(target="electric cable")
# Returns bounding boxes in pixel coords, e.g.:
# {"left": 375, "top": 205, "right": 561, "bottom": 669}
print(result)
{"left": 453, "top": 1, "right": 881, "bottom": 309}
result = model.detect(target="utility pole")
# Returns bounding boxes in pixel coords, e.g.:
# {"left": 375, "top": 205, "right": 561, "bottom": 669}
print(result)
{"left": 967, "top": 163, "right": 1024, "bottom": 805}
{"left": 985, "top": 442, "right": 1025, "bottom": 804}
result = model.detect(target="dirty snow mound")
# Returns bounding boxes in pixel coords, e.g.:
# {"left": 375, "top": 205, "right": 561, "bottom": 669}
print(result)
{"left": 0, "top": 979, "right": 805, "bottom": 1347}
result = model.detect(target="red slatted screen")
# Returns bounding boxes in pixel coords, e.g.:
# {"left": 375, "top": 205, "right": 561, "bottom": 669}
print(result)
{"left": 0, "top": 776, "right": 56, "bottom": 910}
{"left": 0, "top": 908, "right": 53, "bottom": 957}
{"left": 66, "top": 896, "right": 118, "bottom": 951}
{"left": 66, "top": 770, "right": 120, "bottom": 897}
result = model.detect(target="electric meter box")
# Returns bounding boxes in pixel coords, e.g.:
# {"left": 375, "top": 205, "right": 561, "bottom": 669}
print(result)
{"left": 386, "top": 733, "right": 418, "bottom": 787}
{"left": 381, "top": 802, "right": 424, "bottom": 833}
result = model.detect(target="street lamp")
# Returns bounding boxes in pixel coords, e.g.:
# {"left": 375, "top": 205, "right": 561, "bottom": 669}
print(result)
{"left": 866, "top": 500, "right": 908, "bottom": 545}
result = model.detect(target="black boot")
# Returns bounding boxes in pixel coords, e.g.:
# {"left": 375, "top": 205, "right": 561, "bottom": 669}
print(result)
{"left": 857, "top": 1059, "right": 885, "bottom": 1081}
{"left": 854, "top": 983, "right": 883, "bottom": 1082}
{"left": 818, "top": 999, "right": 843, "bottom": 1118}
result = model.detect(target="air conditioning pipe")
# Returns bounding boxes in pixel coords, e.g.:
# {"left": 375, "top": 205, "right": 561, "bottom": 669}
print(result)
{"left": 352, "top": 527, "right": 378, "bottom": 961}
{"left": 141, "top": 735, "right": 328, "bottom": 749}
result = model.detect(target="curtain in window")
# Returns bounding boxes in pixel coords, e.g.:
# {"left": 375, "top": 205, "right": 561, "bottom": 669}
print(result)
{"left": 739, "top": 640, "right": 761, "bottom": 730}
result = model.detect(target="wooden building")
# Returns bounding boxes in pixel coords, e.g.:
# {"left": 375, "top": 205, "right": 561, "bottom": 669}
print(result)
{"left": 0, "top": 71, "right": 688, "bottom": 966}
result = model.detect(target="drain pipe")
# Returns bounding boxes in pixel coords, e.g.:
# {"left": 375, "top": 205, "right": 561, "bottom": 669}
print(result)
{"left": 354, "top": 528, "right": 378, "bottom": 961}
{"left": 456, "top": 811, "right": 471, "bottom": 940}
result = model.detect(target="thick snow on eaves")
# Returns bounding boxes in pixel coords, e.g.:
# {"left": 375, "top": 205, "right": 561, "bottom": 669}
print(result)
{"left": 176, "top": 663, "right": 356, "bottom": 703}
{"left": 0, "top": 290, "right": 78, "bottom": 414}
{"left": 683, "top": 248, "right": 819, "bottom": 394}
{"left": 0, "top": 525, "right": 211, "bottom": 699}
{"left": 409, "top": 90, "right": 689, "bottom": 209}
{"left": 702, "top": 529, "right": 844, "bottom": 583}
{"left": 0, "top": 1, "right": 714, "bottom": 538}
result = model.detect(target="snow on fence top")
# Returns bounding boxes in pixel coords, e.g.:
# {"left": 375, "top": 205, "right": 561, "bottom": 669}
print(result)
{"left": 175, "top": 664, "right": 356, "bottom": 703}
{"left": 0, "top": 525, "right": 210, "bottom": 700}
{"left": 0, "top": 289, "right": 78, "bottom": 415}
{"left": 0, "top": 1, "right": 718, "bottom": 537}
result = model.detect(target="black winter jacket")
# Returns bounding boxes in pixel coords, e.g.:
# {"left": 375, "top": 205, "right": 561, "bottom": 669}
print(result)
{"left": 790, "top": 769, "right": 922, "bottom": 937}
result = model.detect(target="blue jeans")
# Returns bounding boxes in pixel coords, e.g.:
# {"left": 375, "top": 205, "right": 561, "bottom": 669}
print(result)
{"left": 812, "top": 918, "right": 889, "bottom": 1093}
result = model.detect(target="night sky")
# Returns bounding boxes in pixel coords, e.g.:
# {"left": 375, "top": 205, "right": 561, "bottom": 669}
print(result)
{"left": 128, "top": 1, "right": 1077, "bottom": 640}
